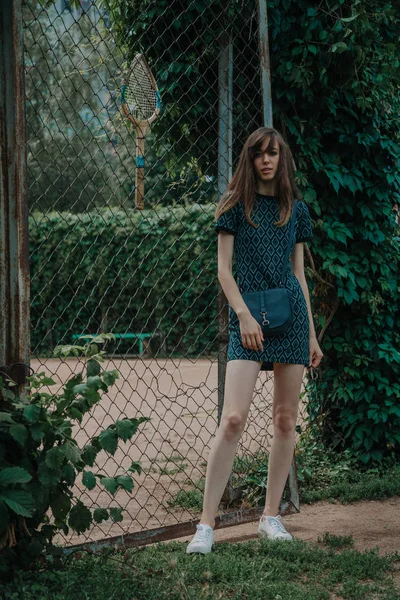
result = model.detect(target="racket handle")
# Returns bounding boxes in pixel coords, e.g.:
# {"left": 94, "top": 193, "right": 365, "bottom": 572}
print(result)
{"left": 135, "top": 135, "right": 146, "bottom": 210}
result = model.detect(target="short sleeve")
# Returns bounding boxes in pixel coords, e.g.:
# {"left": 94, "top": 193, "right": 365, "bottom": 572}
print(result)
{"left": 296, "top": 201, "right": 313, "bottom": 243}
{"left": 214, "top": 203, "right": 239, "bottom": 236}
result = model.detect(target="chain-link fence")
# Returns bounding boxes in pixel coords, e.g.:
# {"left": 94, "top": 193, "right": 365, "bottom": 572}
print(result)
{"left": 24, "top": 0, "right": 310, "bottom": 548}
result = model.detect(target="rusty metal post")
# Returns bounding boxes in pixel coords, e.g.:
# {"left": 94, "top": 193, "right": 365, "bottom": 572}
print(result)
{"left": 0, "top": 0, "right": 31, "bottom": 391}
{"left": 257, "top": 0, "right": 299, "bottom": 514}
{"left": 217, "top": 31, "right": 234, "bottom": 504}
{"left": 257, "top": 0, "right": 273, "bottom": 128}
{"left": 217, "top": 32, "right": 233, "bottom": 425}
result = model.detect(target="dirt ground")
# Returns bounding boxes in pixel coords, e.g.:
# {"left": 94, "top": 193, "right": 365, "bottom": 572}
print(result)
{"left": 31, "top": 356, "right": 400, "bottom": 570}
{"left": 175, "top": 496, "right": 400, "bottom": 557}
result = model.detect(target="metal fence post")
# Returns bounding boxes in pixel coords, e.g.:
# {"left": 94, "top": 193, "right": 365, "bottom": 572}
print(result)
{"left": 217, "top": 32, "right": 233, "bottom": 424}
{"left": 257, "top": 0, "right": 273, "bottom": 128}
{"left": 217, "top": 31, "right": 234, "bottom": 504}
{"left": 0, "top": 0, "right": 30, "bottom": 392}
{"left": 257, "top": 0, "right": 300, "bottom": 513}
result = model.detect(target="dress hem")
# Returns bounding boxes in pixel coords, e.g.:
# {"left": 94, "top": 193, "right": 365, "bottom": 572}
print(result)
{"left": 227, "top": 356, "right": 309, "bottom": 371}
{"left": 215, "top": 226, "right": 235, "bottom": 235}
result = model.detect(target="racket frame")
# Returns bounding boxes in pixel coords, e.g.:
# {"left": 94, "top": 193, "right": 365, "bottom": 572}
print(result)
{"left": 121, "top": 54, "right": 161, "bottom": 209}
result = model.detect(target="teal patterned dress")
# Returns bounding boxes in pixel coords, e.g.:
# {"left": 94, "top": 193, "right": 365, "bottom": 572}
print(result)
{"left": 215, "top": 193, "right": 313, "bottom": 371}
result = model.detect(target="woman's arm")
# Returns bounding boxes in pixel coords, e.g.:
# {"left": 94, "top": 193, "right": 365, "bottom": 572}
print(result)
{"left": 290, "top": 242, "right": 316, "bottom": 340}
{"left": 217, "top": 231, "right": 250, "bottom": 319}
{"left": 218, "top": 231, "right": 264, "bottom": 351}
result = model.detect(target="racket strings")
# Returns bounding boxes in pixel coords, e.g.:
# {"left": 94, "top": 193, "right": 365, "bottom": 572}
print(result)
{"left": 125, "top": 60, "right": 157, "bottom": 121}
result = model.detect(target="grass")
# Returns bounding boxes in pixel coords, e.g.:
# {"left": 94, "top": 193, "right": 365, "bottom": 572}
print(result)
{"left": 166, "top": 460, "right": 400, "bottom": 513}
{"left": 3, "top": 432, "right": 399, "bottom": 598}
{"left": 2, "top": 538, "right": 399, "bottom": 599}
{"left": 150, "top": 453, "right": 189, "bottom": 475}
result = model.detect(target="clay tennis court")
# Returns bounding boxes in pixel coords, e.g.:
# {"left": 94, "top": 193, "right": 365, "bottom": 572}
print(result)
{"left": 31, "top": 356, "right": 309, "bottom": 547}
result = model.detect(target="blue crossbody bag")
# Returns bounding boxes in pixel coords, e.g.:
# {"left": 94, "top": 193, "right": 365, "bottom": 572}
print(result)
{"left": 241, "top": 199, "right": 298, "bottom": 336}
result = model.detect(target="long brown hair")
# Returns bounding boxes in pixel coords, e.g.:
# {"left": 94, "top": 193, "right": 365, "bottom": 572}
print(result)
{"left": 215, "top": 127, "right": 301, "bottom": 228}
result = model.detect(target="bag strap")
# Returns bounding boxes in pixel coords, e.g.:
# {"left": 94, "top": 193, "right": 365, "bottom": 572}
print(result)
{"left": 278, "top": 199, "right": 298, "bottom": 286}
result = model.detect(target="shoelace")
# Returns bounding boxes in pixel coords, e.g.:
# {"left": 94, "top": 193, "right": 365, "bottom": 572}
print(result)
{"left": 266, "top": 516, "right": 286, "bottom": 534}
{"left": 194, "top": 524, "right": 212, "bottom": 541}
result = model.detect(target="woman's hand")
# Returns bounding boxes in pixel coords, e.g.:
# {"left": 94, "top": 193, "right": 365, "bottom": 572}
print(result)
{"left": 309, "top": 336, "right": 323, "bottom": 368}
{"left": 238, "top": 311, "right": 264, "bottom": 351}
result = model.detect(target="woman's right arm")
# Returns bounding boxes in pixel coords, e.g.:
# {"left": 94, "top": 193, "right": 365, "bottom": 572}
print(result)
{"left": 217, "top": 232, "right": 264, "bottom": 351}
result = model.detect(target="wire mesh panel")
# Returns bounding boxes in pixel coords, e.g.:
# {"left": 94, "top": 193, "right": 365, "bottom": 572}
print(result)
{"left": 24, "top": 0, "right": 309, "bottom": 546}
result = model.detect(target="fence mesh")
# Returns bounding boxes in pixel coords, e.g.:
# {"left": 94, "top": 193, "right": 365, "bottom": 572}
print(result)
{"left": 24, "top": 0, "right": 309, "bottom": 546}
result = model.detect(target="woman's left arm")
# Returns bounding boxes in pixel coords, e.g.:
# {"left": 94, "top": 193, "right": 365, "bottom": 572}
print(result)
{"left": 290, "top": 242, "right": 323, "bottom": 368}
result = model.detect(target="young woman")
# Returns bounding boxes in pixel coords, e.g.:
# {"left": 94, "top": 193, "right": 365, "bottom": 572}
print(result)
{"left": 187, "top": 127, "right": 323, "bottom": 554}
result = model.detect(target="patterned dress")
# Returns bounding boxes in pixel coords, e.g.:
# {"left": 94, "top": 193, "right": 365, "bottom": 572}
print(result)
{"left": 215, "top": 193, "right": 313, "bottom": 371}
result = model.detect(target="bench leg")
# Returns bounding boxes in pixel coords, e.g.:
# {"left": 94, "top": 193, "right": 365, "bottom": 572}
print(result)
{"left": 142, "top": 339, "right": 152, "bottom": 358}
{"left": 138, "top": 339, "right": 144, "bottom": 356}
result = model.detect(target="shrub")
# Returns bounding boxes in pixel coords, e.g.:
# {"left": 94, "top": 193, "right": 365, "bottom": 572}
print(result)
{"left": 0, "top": 334, "right": 149, "bottom": 576}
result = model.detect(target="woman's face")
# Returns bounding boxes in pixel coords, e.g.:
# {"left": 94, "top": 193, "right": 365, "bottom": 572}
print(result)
{"left": 252, "top": 137, "right": 280, "bottom": 183}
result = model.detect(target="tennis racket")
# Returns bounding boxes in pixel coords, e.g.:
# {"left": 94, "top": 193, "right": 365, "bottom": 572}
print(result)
{"left": 121, "top": 54, "right": 161, "bottom": 209}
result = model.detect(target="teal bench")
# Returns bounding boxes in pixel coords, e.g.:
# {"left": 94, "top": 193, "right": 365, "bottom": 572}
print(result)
{"left": 71, "top": 333, "right": 154, "bottom": 357}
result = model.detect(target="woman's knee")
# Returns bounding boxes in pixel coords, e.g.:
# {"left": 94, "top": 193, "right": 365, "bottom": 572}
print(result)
{"left": 273, "top": 409, "right": 296, "bottom": 435}
{"left": 222, "top": 411, "right": 246, "bottom": 440}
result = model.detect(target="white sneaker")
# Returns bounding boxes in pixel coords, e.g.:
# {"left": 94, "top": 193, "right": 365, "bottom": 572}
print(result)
{"left": 258, "top": 514, "right": 293, "bottom": 541}
{"left": 186, "top": 523, "right": 214, "bottom": 554}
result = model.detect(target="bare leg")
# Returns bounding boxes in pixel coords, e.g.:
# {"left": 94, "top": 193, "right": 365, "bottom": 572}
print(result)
{"left": 200, "top": 359, "right": 261, "bottom": 528}
{"left": 263, "top": 362, "right": 304, "bottom": 517}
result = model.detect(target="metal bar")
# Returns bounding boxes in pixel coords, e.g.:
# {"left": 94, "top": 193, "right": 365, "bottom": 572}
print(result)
{"left": 64, "top": 500, "right": 299, "bottom": 554}
{"left": 217, "top": 31, "right": 233, "bottom": 426}
{"left": 217, "top": 31, "right": 234, "bottom": 503}
{"left": 257, "top": 0, "right": 273, "bottom": 127}
{"left": 217, "top": 34, "right": 233, "bottom": 200}
{"left": 0, "top": 0, "right": 30, "bottom": 387}
{"left": 256, "top": 0, "right": 301, "bottom": 517}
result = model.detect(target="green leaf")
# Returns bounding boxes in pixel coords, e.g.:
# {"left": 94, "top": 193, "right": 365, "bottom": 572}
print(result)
{"left": 9, "top": 423, "right": 28, "bottom": 446}
{"left": 334, "top": 41, "right": 348, "bottom": 52}
{"left": 98, "top": 429, "right": 118, "bottom": 455}
{"left": 82, "top": 470, "right": 96, "bottom": 490}
{"left": 68, "top": 501, "right": 92, "bottom": 534}
{"left": 62, "top": 463, "right": 76, "bottom": 486}
{"left": 63, "top": 441, "right": 82, "bottom": 465}
{"left": 45, "top": 446, "right": 65, "bottom": 470}
{"left": 30, "top": 423, "right": 45, "bottom": 442}
{"left": 38, "top": 463, "right": 61, "bottom": 487}
{"left": 103, "top": 370, "right": 119, "bottom": 386}
{"left": 128, "top": 461, "right": 142, "bottom": 475}
{"left": 115, "top": 419, "right": 135, "bottom": 442}
{"left": 23, "top": 405, "right": 41, "bottom": 423}
{"left": 86, "top": 376, "right": 103, "bottom": 389}
{"left": 0, "top": 467, "right": 32, "bottom": 486}
{"left": 93, "top": 508, "right": 109, "bottom": 523}
{"left": 87, "top": 359, "right": 101, "bottom": 377}
{"left": 2, "top": 389, "right": 17, "bottom": 401}
{"left": 0, "top": 490, "right": 35, "bottom": 517}
{"left": 110, "top": 507, "right": 123, "bottom": 523}
{"left": 0, "top": 412, "right": 15, "bottom": 423}
{"left": 81, "top": 444, "right": 98, "bottom": 467}
{"left": 359, "top": 453, "right": 371, "bottom": 464}
{"left": 69, "top": 407, "right": 83, "bottom": 422}
{"left": 51, "top": 493, "right": 71, "bottom": 521}
{"left": 341, "top": 13, "right": 359, "bottom": 23}
{"left": 101, "top": 477, "right": 118, "bottom": 494}
{"left": 72, "top": 383, "right": 87, "bottom": 395}
{"left": 116, "top": 476, "right": 134, "bottom": 492}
